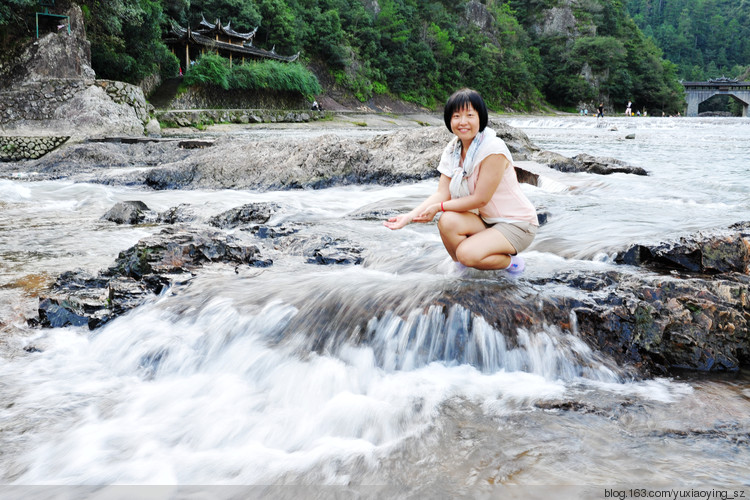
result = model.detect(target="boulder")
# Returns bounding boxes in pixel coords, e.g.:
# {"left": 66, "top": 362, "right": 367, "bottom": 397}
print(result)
{"left": 102, "top": 201, "right": 156, "bottom": 225}
{"left": 208, "top": 202, "right": 281, "bottom": 228}
{"left": 3, "top": 5, "right": 94, "bottom": 86}
{"left": 615, "top": 222, "right": 750, "bottom": 274}
{"left": 533, "top": 151, "right": 647, "bottom": 176}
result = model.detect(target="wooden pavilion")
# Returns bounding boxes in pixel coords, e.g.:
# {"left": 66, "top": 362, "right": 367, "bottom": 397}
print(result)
{"left": 166, "top": 16, "right": 300, "bottom": 71}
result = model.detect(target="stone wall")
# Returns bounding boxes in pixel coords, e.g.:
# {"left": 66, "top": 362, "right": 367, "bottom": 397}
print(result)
{"left": 0, "top": 80, "right": 89, "bottom": 123}
{"left": 0, "top": 136, "right": 69, "bottom": 161}
{"left": 0, "top": 79, "right": 150, "bottom": 126}
{"left": 94, "top": 80, "right": 151, "bottom": 124}
{"left": 156, "top": 109, "right": 329, "bottom": 128}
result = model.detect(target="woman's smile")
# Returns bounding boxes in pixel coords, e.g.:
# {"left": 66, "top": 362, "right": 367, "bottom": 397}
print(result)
{"left": 451, "top": 105, "right": 480, "bottom": 146}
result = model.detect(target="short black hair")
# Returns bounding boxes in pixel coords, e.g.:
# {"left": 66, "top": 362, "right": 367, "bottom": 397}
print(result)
{"left": 443, "top": 88, "right": 489, "bottom": 133}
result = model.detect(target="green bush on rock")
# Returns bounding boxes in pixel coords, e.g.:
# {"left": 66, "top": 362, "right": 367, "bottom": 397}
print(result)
{"left": 184, "top": 54, "right": 321, "bottom": 99}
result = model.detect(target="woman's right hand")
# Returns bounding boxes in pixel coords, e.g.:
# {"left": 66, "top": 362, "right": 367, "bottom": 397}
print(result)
{"left": 383, "top": 213, "right": 413, "bottom": 230}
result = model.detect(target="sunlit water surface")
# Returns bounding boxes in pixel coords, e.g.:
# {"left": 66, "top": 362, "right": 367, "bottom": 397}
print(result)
{"left": 0, "top": 116, "right": 748, "bottom": 493}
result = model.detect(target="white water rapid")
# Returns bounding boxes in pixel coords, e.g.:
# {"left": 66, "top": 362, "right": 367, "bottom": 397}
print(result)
{"left": 0, "top": 116, "right": 748, "bottom": 497}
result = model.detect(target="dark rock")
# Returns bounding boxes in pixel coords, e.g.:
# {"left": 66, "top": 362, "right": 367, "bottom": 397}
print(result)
{"left": 35, "top": 227, "right": 272, "bottom": 329}
{"left": 208, "top": 203, "right": 281, "bottom": 228}
{"left": 568, "top": 273, "right": 750, "bottom": 373}
{"left": 572, "top": 153, "right": 648, "bottom": 176}
{"left": 532, "top": 151, "right": 647, "bottom": 176}
{"left": 615, "top": 226, "right": 750, "bottom": 274}
{"left": 536, "top": 210, "right": 550, "bottom": 226}
{"left": 245, "top": 225, "right": 298, "bottom": 238}
{"left": 178, "top": 140, "right": 214, "bottom": 149}
{"left": 625, "top": 134, "right": 636, "bottom": 139}
{"left": 102, "top": 200, "right": 155, "bottom": 225}
{"left": 308, "top": 237, "right": 364, "bottom": 265}
{"left": 107, "top": 226, "right": 269, "bottom": 279}
{"left": 38, "top": 297, "right": 90, "bottom": 328}
{"left": 157, "top": 204, "right": 200, "bottom": 224}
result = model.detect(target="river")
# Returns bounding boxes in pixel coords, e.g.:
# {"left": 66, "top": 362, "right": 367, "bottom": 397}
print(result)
{"left": 0, "top": 116, "right": 748, "bottom": 497}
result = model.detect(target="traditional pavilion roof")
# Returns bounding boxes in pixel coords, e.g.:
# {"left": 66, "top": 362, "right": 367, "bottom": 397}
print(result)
{"left": 166, "top": 20, "right": 300, "bottom": 63}
{"left": 197, "top": 15, "right": 258, "bottom": 42}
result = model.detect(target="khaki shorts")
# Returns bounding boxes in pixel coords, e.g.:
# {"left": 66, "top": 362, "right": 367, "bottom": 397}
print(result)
{"left": 488, "top": 221, "right": 537, "bottom": 254}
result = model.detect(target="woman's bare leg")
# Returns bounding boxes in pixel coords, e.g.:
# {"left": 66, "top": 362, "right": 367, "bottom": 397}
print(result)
{"left": 438, "top": 211, "right": 517, "bottom": 270}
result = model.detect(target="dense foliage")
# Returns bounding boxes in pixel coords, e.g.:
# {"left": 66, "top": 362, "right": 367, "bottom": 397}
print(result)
{"left": 184, "top": 53, "right": 322, "bottom": 97}
{"left": 625, "top": 0, "right": 750, "bottom": 81}
{"left": 3, "top": 0, "right": 744, "bottom": 114}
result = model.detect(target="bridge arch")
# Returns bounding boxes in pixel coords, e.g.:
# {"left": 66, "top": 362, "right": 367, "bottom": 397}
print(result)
{"left": 683, "top": 78, "right": 750, "bottom": 117}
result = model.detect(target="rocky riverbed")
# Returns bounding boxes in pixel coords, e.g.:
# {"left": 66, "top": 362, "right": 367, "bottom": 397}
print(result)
{"left": 4, "top": 116, "right": 747, "bottom": 376}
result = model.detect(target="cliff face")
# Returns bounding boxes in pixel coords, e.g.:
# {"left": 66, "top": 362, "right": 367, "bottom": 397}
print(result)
{"left": 0, "top": 5, "right": 94, "bottom": 88}
{"left": 0, "top": 5, "right": 151, "bottom": 141}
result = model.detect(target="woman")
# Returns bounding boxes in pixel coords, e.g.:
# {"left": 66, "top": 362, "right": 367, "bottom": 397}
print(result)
{"left": 384, "top": 88, "right": 538, "bottom": 274}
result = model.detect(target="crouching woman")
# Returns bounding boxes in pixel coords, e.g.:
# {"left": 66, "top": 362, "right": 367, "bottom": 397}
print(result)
{"left": 384, "top": 88, "right": 538, "bottom": 274}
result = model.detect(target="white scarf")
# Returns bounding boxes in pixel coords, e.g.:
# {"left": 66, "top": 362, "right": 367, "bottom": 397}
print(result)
{"left": 447, "top": 128, "right": 495, "bottom": 201}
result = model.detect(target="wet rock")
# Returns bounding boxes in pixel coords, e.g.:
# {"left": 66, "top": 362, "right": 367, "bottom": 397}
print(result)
{"left": 273, "top": 232, "right": 365, "bottom": 266}
{"left": 245, "top": 225, "right": 298, "bottom": 238}
{"left": 38, "top": 297, "right": 90, "bottom": 328}
{"left": 208, "top": 202, "right": 281, "bottom": 228}
{"left": 572, "top": 153, "right": 647, "bottom": 175}
{"left": 568, "top": 272, "right": 750, "bottom": 373}
{"left": 157, "top": 204, "right": 200, "bottom": 224}
{"left": 533, "top": 151, "right": 647, "bottom": 176}
{"left": 35, "top": 227, "right": 272, "bottom": 329}
{"left": 615, "top": 224, "right": 750, "bottom": 274}
{"left": 307, "top": 237, "right": 364, "bottom": 265}
{"left": 102, "top": 200, "right": 156, "bottom": 225}
{"left": 108, "top": 226, "right": 270, "bottom": 279}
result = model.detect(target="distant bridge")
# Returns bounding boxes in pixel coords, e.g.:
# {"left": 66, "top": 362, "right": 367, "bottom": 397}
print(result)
{"left": 683, "top": 77, "right": 750, "bottom": 117}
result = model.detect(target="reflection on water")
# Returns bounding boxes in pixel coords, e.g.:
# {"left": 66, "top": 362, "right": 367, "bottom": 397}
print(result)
{"left": 0, "top": 117, "right": 748, "bottom": 489}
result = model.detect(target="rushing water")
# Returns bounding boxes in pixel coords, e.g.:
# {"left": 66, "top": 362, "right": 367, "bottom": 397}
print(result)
{"left": 0, "top": 116, "right": 749, "bottom": 495}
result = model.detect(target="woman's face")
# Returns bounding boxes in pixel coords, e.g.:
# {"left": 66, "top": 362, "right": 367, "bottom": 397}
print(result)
{"left": 450, "top": 104, "right": 480, "bottom": 143}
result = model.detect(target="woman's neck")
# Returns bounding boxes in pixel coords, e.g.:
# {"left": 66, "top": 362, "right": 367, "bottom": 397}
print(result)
{"left": 460, "top": 138, "right": 473, "bottom": 157}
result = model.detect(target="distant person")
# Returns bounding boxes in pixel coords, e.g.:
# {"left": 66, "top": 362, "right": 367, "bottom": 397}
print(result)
{"left": 384, "top": 88, "right": 538, "bottom": 274}
{"left": 597, "top": 103, "right": 604, "bottom": 118}
{"left": 584, "top": 109, "right": 588, "bottom": 116}
{"left": 626, "top": 100, "right": 632, "bottom": 116}
{"left": 311, "top": 100, "right": 320, "bottom": 111}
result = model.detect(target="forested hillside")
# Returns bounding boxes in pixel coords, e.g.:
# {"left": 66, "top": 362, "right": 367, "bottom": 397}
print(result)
{"left": 6, "top": 0, "right": 741, "bottom": 114}
{"left": 625, "top": 0, "right": 750, "bottom": 81}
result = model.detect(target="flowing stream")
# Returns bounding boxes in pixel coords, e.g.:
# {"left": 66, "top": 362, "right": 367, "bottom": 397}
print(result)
{"left": 0, "top": 116, "right": 748, "bottom": 494}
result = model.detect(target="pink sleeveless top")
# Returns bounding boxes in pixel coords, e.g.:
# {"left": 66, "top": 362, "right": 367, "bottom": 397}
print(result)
{"left": 437, "top": 130, "right": 538, "bottom": 226}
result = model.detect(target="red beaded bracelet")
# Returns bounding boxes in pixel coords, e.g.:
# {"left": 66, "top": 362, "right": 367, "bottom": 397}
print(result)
{"left": 441, "top": 201, "right": 445, "bottom": 212}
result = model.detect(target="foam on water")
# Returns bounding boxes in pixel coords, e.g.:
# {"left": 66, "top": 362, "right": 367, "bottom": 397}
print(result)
{"left": 1, "top": 116, "right": 748, "bottom": 487}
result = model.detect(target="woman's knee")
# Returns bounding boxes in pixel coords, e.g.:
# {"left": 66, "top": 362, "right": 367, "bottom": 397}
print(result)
{"left": 437, "top": 210, "right": 465, "bottom": 235}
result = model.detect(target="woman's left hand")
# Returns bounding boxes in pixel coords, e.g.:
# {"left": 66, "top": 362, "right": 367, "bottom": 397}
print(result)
{"left": 412, "top": 204, "right": 440, "bottom": 223}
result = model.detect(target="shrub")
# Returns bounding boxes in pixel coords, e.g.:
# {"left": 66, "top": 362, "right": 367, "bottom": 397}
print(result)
{"left": 184, "top": 53, "right": 231, "bottom": 90}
